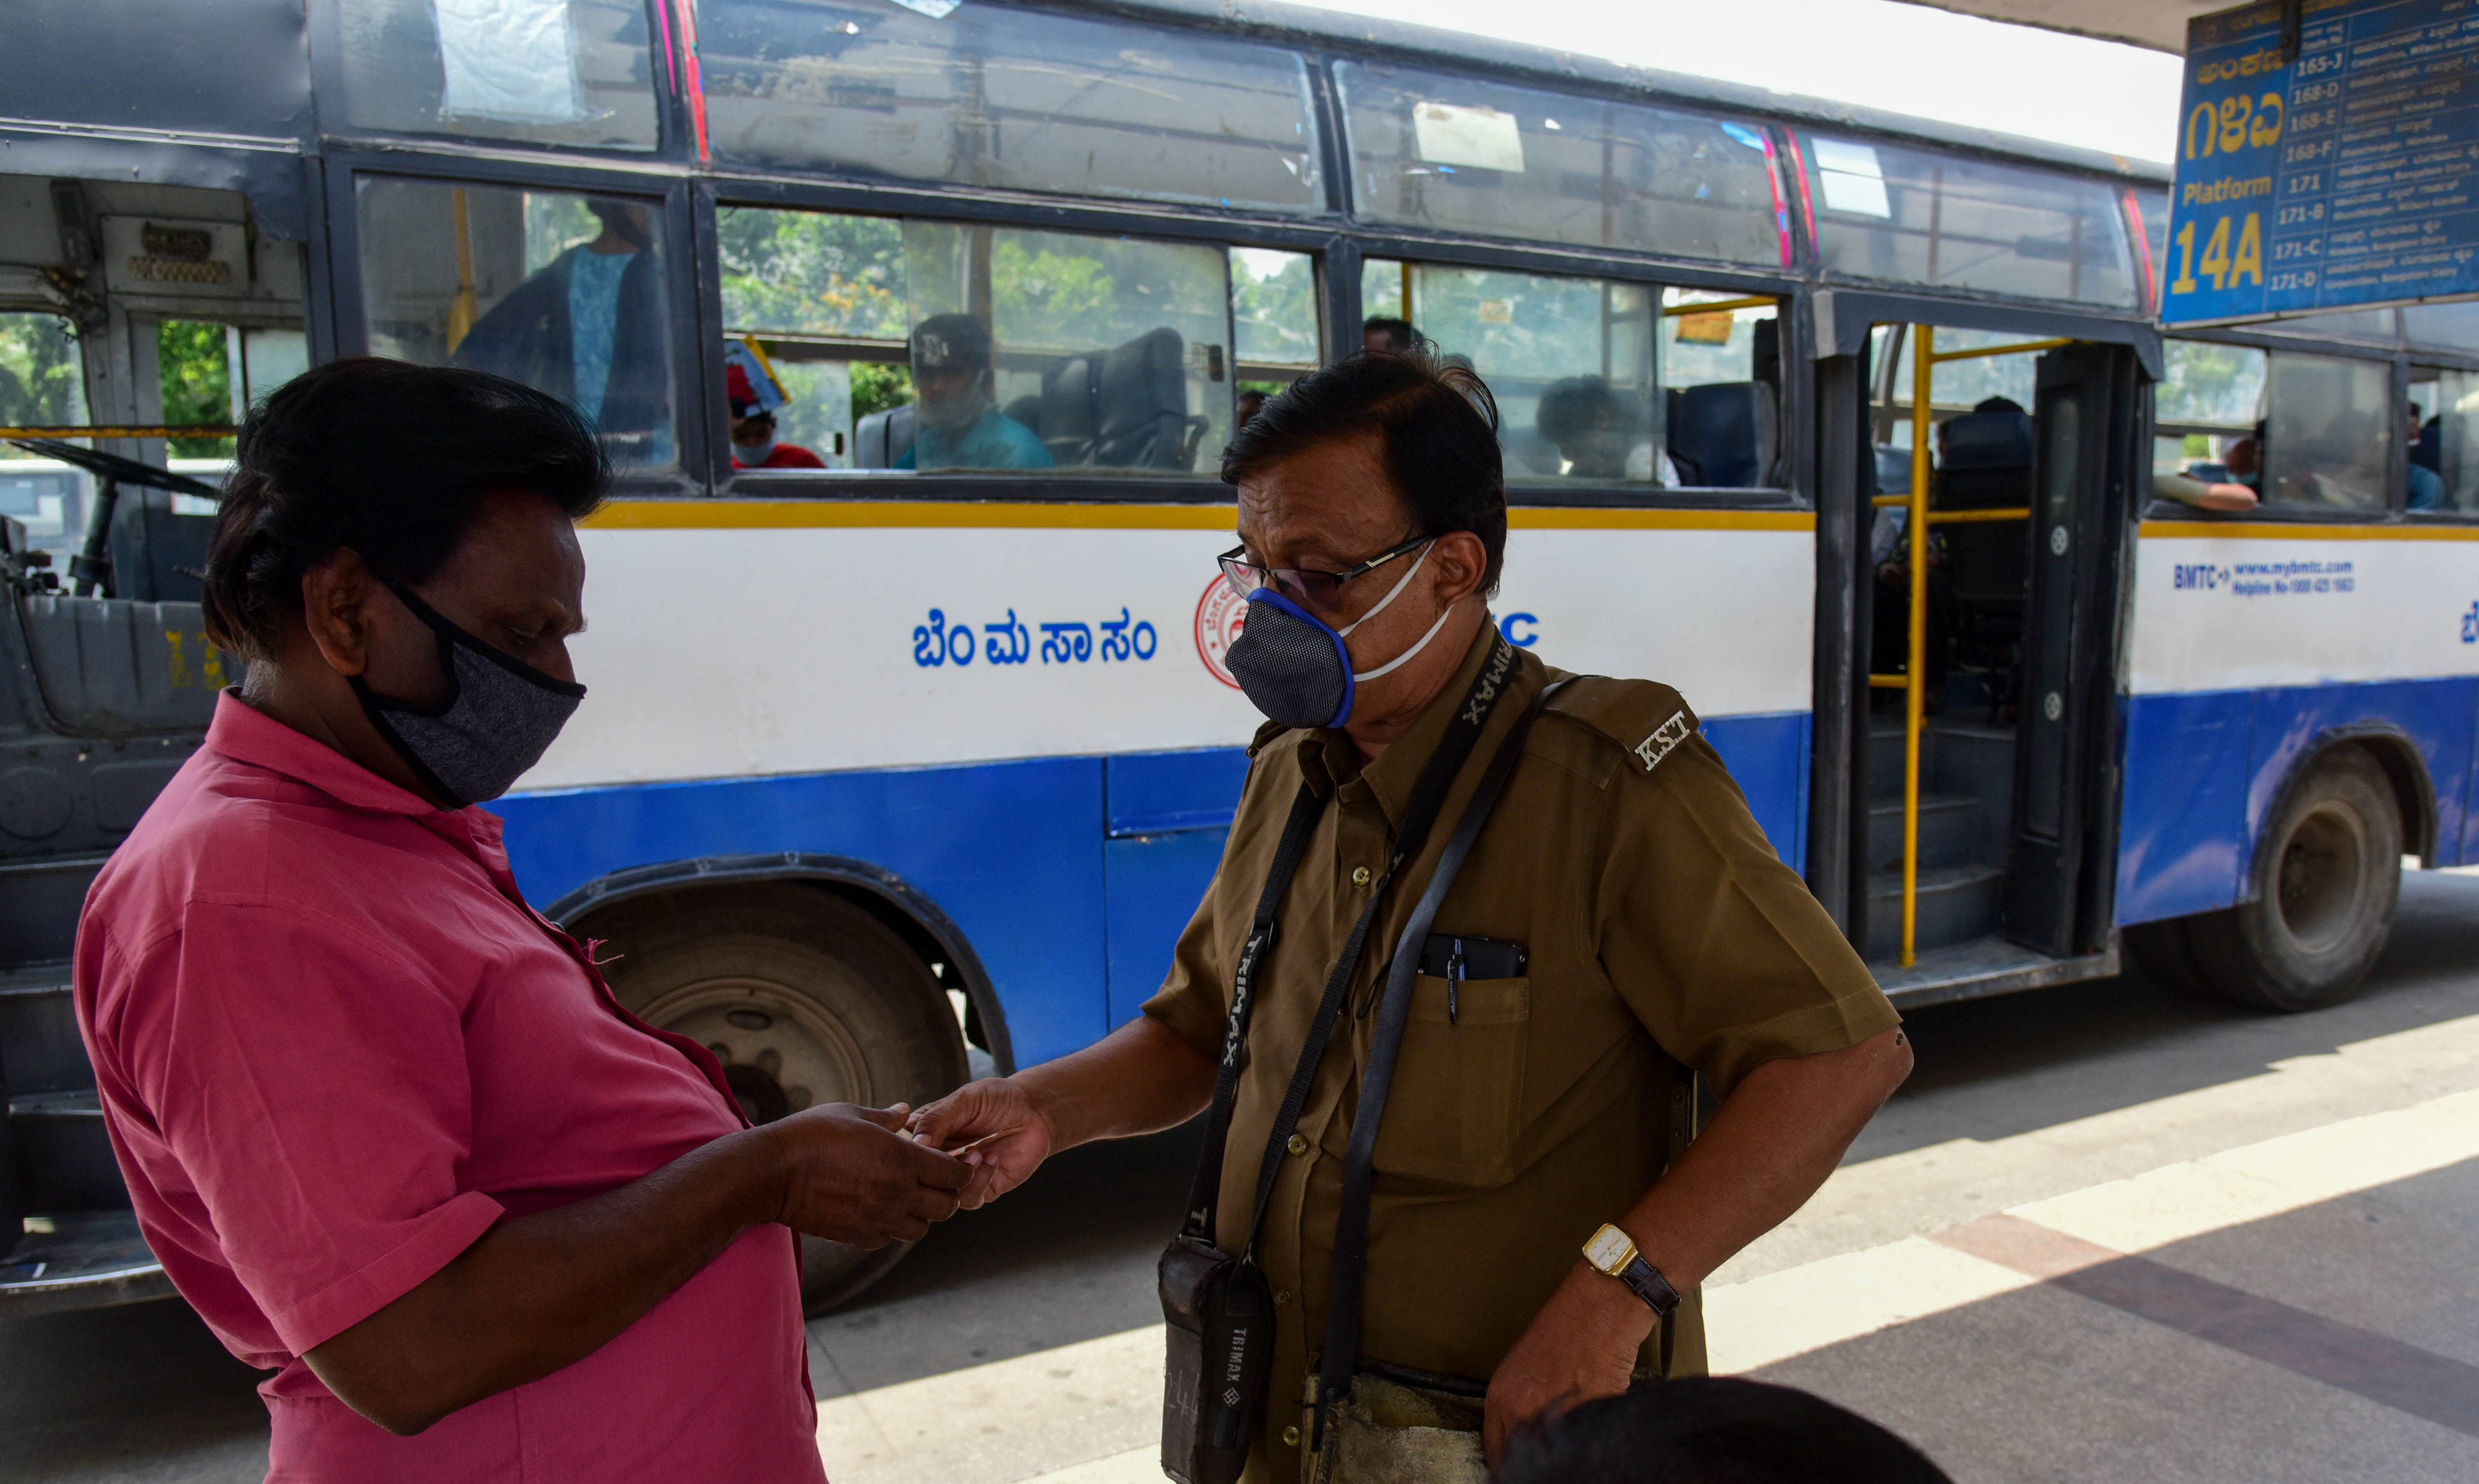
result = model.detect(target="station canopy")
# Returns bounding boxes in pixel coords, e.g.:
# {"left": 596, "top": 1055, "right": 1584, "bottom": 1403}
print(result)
{"left": 1893, "top": 0, "right": 2221, "bottom": 52}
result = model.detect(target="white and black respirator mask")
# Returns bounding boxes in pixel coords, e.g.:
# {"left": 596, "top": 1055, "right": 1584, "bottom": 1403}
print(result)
{"left": 1222, "top": 539, "right": 1459, "bottom": 729}
{"left": 350, "top": 584, "right": 586, "bottom": 808}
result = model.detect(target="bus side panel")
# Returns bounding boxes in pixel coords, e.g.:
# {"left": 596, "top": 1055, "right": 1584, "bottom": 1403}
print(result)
{"left": 1701, "top": 711, "right": 1812, "bottom": 876}
{"left": 2120, "top": 530, "right": 2479, "bottom": 925}
{"left": 491, "top": 757, "right": 1111, "bottom": 1067}
{"left": 2117, "top": 689, "right": 2256, "bottom": 923}
{"left": 1106, "top": 829, "right": 1231, "bottom": 1028}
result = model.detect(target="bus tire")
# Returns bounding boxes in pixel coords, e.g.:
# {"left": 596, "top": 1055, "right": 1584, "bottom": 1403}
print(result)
{"left": 2186, "top": 746, "right": 2402, "bottom": 1013}
{"left": 581, "top": 882, "right": 970, "bottom": 1314}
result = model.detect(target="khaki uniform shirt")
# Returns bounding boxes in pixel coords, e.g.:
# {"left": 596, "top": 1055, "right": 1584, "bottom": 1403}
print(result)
{"left": 1142, "top": 627, "right": 1898, "bottom": 1484}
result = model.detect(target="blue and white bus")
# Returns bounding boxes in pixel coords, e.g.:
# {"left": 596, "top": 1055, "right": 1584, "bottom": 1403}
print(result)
{"left": 7, "top": 0, "right": 2479, "bottom": 1311}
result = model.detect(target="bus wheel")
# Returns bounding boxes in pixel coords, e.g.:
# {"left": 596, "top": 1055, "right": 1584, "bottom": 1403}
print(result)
{"left": 581, "top": 883, "right": 969, "bottom": 1313}
{"left": 2181, "top": 747, "right": 2402, "bottom": 1013}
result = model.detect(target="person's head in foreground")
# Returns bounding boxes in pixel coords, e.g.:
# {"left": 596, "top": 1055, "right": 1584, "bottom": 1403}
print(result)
{"left": 79, "top": 357, "right": 967, "bottom": 1483}
{"left": 1495, "top": 1377, "right": 1954, "bottom": 1484}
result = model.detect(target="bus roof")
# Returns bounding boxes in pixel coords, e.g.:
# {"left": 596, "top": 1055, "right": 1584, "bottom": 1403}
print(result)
{"left": 1111, "top": 0, "right": 2174, "bottom": 183}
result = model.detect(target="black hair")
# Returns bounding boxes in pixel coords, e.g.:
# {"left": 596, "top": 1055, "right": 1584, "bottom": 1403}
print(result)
{"left": 201, "top": 357, "right": 608, "bottom": 659}
{"left": 1537, "top": 375, "right": 1647, "bottom": 445}
{"left": 1363, "top": 316, "right": 1418, "bottom": 352}
{"left": 1221, "top": 348, "right": 1506, "bottom": 596}
{"left": 1972, "top": 396, "right": 2027, "bottom": 416}
{"left": 1495, "top": 1378, "right": 1953, "bottom": 1484}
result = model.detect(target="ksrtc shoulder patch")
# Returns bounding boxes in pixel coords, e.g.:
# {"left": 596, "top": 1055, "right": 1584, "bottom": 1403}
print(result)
{"left": 1634, "top": 710, "right": 1696, "bottom": 773}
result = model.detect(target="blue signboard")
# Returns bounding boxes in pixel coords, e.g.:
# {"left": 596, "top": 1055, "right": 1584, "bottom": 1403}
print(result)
{"left": 2165, "top": 0, "right": 2479, "bottom": 325}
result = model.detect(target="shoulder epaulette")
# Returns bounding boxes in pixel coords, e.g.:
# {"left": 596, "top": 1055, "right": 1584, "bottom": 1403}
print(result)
{"left": 1244, "top": 719, "right": 1294, "bottom": 758}
{"left": 1542, "top": 676, "right": 1702, "bottom": 775}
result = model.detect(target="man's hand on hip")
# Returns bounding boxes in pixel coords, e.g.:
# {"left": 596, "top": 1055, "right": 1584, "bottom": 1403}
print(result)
{"left": 1482, "top": 1260, "right": 1654, "bottom": 1466}
{"left": 759, "top": 1103, "right": 972, "bottom": 1247}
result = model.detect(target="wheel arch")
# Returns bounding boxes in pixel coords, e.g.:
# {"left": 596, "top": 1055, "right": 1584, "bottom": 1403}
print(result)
{"left": 542, "top": 853, "right": 1015, "bottom": 1075}
{"left": 2254, "top": 725, "right": 2436, "bottom": 888}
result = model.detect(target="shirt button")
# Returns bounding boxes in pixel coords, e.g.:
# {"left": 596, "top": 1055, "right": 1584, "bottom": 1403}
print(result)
{"left": 1283, "top": 1426, "right": 1302, "bottom": 1448}
{"left": 1287, "top": 1133, "right": 1309, "bottom": 1156}
{"left": 1351, "top": 866, "right": 1372, "bottom": 887}
{"left": 1275, "top": 1289, "right": 1292, "bottom": 1305}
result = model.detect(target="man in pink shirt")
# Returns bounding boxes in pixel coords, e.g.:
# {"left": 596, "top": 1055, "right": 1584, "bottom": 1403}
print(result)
{"left": 75, "top": 358, "right": 969, "bottom": 1481}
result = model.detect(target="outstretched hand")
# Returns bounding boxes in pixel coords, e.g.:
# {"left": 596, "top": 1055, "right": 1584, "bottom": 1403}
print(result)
{"left": 760, "top": 1102, "right": 972, "bottom": 1248}
{"left": 908, "top": 1079, "right": 1054, "bottom": 1209}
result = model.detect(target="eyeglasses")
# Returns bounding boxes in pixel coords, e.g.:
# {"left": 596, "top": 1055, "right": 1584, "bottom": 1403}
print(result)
{"left": 1218, "top": 533, "right": 1433, "bottom": 610}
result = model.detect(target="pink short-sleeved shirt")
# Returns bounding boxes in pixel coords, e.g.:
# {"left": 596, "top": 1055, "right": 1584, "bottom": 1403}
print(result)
{"left": 75, "top": 694, "right": 828, "bottom": 1483}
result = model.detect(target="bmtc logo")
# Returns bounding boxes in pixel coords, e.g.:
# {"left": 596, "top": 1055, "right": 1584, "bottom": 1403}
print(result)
{"left": 2462, "top": 601, "right": 2479, "bottom": 644}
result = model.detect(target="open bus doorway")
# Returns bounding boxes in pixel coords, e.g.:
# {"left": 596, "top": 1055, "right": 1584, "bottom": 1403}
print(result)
{"left": 1856, "top": 322, "right": 2137, "bottom": 997}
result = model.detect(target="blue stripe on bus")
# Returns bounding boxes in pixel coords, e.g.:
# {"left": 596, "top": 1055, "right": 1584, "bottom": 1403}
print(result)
{"left": 2117, "top": 676, "right": 2479, "bottom": 926}
{"left": 493, "top": 709, "right": 1812, "bottom": 1067}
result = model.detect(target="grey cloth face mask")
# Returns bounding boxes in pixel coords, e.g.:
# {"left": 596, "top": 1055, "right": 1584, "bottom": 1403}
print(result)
{"left": 351, "top": 584, "right": 586, "bottom": 808}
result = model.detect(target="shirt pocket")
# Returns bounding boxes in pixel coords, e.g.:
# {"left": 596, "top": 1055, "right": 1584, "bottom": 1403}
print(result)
{"left": 1369, "top": 974, "right": 1531, "bottom": 1190}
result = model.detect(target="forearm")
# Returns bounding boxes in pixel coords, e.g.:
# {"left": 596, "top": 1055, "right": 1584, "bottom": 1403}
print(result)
{"left": 1017, "top": 1013, "right": 1217, "bottom": 1152}
{"left": 1616, "top": 1026, "right": 1912, "bottom": 1290}
{"left": 306, "top": 1125, "right": 782, "bottom": 1434}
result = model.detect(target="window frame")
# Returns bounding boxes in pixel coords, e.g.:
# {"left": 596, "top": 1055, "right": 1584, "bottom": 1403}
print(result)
{"left": 2148, "top": 325, "right": 2467, "bottom": 525}
{"left": 326, "top": 151, "right": 713, "bottom": 493}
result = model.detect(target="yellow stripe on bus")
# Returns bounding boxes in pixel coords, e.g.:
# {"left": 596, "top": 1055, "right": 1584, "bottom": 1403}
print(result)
{"left": 584, "top": 500, "right": 1815, "bottom": 533}
{"left": 2140, "top": 521, "right": 2479, "bottom": 541}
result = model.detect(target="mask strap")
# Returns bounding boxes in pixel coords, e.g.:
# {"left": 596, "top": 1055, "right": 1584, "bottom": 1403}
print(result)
{"left": 1336, "top": 540, "right": 1434, "bottom": 638}
{"left": 1350, "top": 599, "right": 1460, "bottom": 684}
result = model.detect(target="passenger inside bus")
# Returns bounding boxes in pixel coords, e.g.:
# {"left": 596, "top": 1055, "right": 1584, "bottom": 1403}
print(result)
{"left": 1535, "top": 375, "right": 1676, "bottom": 483}
{"left": 724, "top": 345, "right": 824, "bottom": 470}
{"left": 2408, "top": 405, "right": 2444, "bottom": 511}
{"left": 897, "top": 314, "right": 1054, "bottom": 472}
{"left": 452, "top": 199, "right": 672, "bottom": 465}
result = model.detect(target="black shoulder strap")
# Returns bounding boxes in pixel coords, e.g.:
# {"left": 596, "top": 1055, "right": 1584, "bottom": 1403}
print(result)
{"left": 1313, "top": 676, "right": 1573, "bottom": 1441}
{"left": 1180, "top": 781, "right": 1325, "bottom": 1242}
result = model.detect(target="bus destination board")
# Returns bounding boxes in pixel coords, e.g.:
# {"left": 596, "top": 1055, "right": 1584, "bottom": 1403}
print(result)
{"left": 2167, "top": 0, "right": 2479, "bottom": 326}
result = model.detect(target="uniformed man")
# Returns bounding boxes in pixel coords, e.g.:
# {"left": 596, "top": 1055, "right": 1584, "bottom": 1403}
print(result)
{"left": 911, "top": 350, "right": 1910, "bottom": 1482}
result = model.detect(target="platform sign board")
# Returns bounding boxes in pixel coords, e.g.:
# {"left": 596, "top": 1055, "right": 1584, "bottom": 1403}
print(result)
{"left": 2165, "top": 0, "right": 2479, "bottom": 326}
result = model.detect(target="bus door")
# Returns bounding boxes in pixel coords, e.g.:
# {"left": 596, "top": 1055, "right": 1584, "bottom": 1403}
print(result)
{"left": 1860, "top": 322, "right": 2136, "bottom": 984}
{"left": 2005, "top": 342, "right": 2138, "bottom": 958}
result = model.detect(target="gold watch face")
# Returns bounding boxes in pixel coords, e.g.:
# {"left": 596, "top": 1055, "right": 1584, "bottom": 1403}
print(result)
{"left": 1582, "top": 1223, "right": 1637, "bottom": 1274}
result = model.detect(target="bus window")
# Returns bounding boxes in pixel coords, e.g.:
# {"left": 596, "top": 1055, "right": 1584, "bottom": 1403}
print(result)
{"left": 357, "top": 178, "right": 677, "bottom": 469}
{"left": 2428, "top": 371, "right": 2479, "bottom": 514}
{"left": 0, "top": 311, "right": 87, "bottom": 558}
{"left": 1802, "top": 133, "right": 2137, "bottom": 309}
{"left": 1367, "top": 258, "right": 1784, "bottom": 490}
{"left": 697, "top": 2, "right": 1320, "bottom": 214}
{"left": 1336, "top": 62, "right": 1784, "bottom": 266}
{"left": 2256, "top": 309, "right": 2399, "bottom": 346}
{"left": 1231, "top": 248, "right": 1320, "bottom": 409}
{"left": 2405, "top": 303, "right": 2479, "bottom": 354}
{"left": 2153, "top": 339, "right": 2267, "bottom": 490}
{"left": 2261, "top": 353, "right": 2391, "bottom": 511}
{"left": 335, "top": 0, "right": 659, "bottom": 151}
{"left": 720, "top": 208, "right": 1235, "bottom": 475}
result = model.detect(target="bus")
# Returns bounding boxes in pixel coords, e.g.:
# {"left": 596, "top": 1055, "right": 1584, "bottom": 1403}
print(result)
{"left": 6, "top": 0, "right": 2475, "bottom": 1315}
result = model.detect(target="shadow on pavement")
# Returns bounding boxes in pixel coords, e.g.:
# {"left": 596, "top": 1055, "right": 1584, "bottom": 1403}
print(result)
{"left": 0, "top": 1295, "right": 268, "bottom": 1484}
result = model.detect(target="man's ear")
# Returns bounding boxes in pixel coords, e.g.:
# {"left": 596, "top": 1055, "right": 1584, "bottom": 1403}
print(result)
{"left": 1432, "top": 530, "right": 1490, "bottom": 606}
{"left": 297, "top": 549, "right": 381, "bottom": 679}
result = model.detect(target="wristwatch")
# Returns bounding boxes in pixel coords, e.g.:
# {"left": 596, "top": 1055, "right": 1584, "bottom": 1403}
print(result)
{"left": 1582, "top": 1222, "right": 1682, "bottom": 1319}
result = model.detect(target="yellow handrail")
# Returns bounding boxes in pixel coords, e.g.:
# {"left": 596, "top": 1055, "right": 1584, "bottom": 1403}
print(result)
{"left": 1880, "top": 325, "right": 2070, "bottom": 968}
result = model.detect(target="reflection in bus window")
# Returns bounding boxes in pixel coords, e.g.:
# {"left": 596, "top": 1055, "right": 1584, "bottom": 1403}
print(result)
{"left": 718, "top": 208, "right": 1233, "bottom": 474}
{"left": 336, "top": 0, "right": 658, "bottom": 150}
{"left": 698, "top": 1, "right": 1320, "bottom": 213}
{"left": 1337, "top": 63, "right": 1784, "bottom": 265}
{"left": 2152, "top": 340, "right": 2268, "bottom": 489}
{"left": 2262, "top": 353, "right": 2390, "bottom": 511}
{"left": 359, "top": 179, "right": 675, "bottom": 468}
{"left": 1803, "top": 134, "right": 2137, "bottom": 308}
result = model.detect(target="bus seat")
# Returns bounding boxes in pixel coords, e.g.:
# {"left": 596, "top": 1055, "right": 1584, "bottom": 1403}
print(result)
{"left": 1002, "top": 393, "right": 1044, "bottom": 436}
{"left": 1873, "top": 444, "right": 1913, "bottom": 495}
{"left": 1666, "top": 383, "right": 1778, "bottom": 488}
{"left": 16, "top": 594, "right": 225, "bottom": 732}
{"left": 1039, "top": 355, "right": 1102, "bottom": 466}
{"left": 1096, "top": 327, "right": 1207, "bottom": 470}
{"left": 855, "top": 403, "right": 915, "bottom": 468}
{"left": 2415, "top": 415, "right": 2442, "bottom": 473}
{"left": 1933, "top": 409, "right": 2033, "bottom": 681}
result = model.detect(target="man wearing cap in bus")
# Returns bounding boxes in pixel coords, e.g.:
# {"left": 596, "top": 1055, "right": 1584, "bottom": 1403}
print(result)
{"left": 896, "top": 313, "right": 1054, "bottom": 472}
{"left": 724, "top": 339, "right": 826, "bottom": 470}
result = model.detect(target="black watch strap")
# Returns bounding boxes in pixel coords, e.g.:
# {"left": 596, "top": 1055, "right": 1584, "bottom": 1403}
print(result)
{"left": 1615, "top": 1252, "right": 1682, "bottom": 1318}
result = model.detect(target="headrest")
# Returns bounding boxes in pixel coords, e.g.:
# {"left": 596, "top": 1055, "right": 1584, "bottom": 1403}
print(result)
{"left": 1938, "top": 412, "right": 2034, "bottom": 471}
